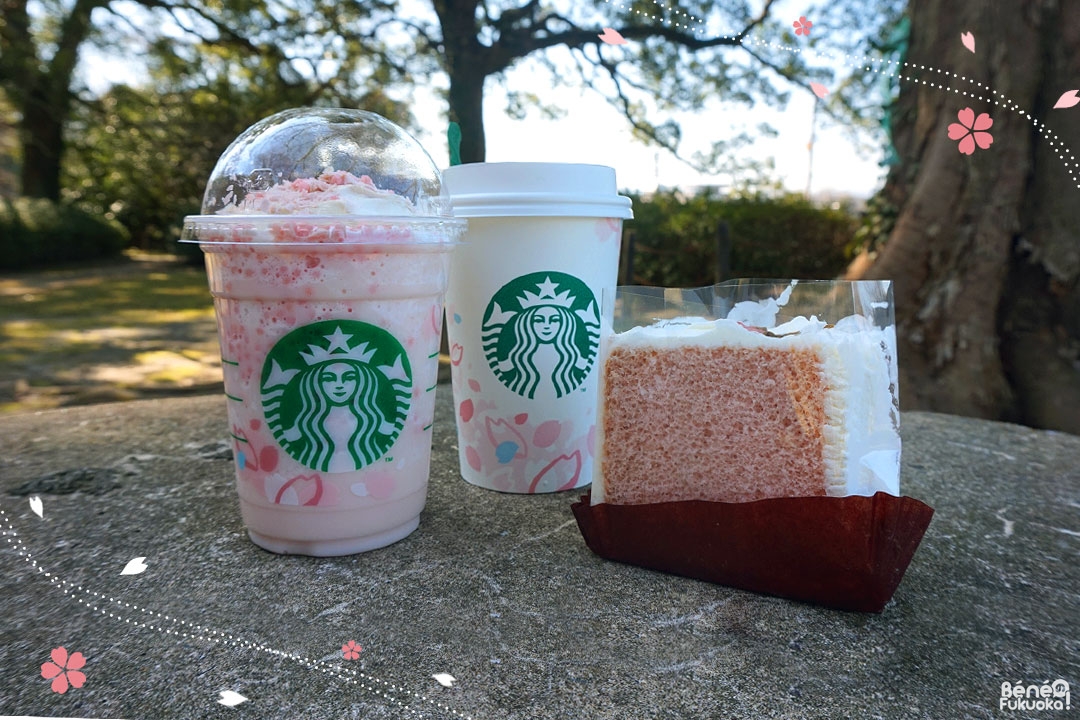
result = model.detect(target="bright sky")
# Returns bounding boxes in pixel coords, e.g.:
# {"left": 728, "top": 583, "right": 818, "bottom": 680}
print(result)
{"left": 411, "top": 72, "right": 886, "bottom": 198}
{"left": 79, "top": 0, "right": 888, "bottom": 198}
{"left": 401, "top": 0, "right": 888, "bottom": 197}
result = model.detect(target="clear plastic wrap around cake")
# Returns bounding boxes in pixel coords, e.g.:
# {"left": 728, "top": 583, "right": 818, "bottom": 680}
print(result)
{"left": 571, "top": 280, "right": 933, "bottom": 612}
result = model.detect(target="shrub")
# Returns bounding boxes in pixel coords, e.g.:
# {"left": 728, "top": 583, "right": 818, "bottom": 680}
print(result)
{"left": 0, "top": 197, "right": 129, "bottom": 270}
{"left": 622, "top": 190, "right": 858, "bottom": 287}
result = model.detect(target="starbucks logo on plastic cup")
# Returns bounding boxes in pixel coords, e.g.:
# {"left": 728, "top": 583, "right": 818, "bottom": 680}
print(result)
{"left": 261, "top": 320, "right": 411, "bottom": 473}
{"left": 482, "top": 272, "right": 600, "bottom": 399}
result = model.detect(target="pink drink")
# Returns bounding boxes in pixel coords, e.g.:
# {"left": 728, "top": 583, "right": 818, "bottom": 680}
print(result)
{"left": 183, "top": 109, "right": 464, "bottom": 555}
{"left": 204, "top": 232, "right": 451, "bottom": 554}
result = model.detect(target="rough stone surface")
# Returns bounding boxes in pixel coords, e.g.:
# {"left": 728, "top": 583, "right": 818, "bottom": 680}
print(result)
{"left": 0, "top": 392, "right": 1077, "bottom": 719}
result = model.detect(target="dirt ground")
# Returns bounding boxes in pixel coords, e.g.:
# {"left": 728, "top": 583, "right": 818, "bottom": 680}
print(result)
{"left": 0, "top": 253, "right": 223, "bottom": 413}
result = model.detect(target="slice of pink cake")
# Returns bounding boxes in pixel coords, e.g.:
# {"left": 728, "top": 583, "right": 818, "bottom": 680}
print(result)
{"left": 591, "top": 315, "right": 900, "bottom": 505}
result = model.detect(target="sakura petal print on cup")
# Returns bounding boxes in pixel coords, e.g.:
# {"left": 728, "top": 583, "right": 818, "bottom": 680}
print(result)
{"left": 182, "top": 108, "right": 465, "bottom": 555}
{"left": 443, "top": 162, "right": 632, "bottom": 493}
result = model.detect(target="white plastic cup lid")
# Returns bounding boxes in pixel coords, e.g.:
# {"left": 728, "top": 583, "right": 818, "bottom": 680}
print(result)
{"left": 443, "top": 162, "right": 633, "bottom": 219}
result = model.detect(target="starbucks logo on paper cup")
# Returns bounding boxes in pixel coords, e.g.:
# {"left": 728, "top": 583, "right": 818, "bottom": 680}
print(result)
{"left": 261, "top": 320, "right": 411, "bottom": 473}
{"left": 482, "top": 272, "right": 600, "bottom": 399}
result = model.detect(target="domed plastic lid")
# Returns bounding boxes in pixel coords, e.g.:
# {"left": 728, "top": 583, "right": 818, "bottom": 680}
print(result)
{"left": 198, "top": 108, "right": 452, "bottom": 218}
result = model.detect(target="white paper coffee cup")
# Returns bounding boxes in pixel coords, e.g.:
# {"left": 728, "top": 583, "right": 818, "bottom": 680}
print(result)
{"left": 443, "top": 163, "right": 632, "bottom": 493}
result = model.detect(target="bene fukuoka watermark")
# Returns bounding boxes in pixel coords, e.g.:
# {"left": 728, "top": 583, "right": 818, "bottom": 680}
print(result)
{"left": 1000, "top": 679, "right": 1070, "bottom": 712}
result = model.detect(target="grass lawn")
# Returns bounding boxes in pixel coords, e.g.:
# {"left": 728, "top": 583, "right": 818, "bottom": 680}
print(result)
{"left": 0, "top": 252, "right": 222, "bottom": 413}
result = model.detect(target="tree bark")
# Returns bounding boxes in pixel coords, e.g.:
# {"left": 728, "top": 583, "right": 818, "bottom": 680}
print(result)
{"left": 19, "top": 83, "right": 66, "bottom": 200}
{"left": 446, "top": 64, "right": 487, "bottom": 163}
{"left": 850, "top": 0, "right": 1080, "bottom": 433}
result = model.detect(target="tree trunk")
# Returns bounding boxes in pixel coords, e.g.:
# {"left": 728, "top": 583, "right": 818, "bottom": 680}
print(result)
{"left": 446, "top": 69, "right": 486, "bottom": 163}
{"left": 432, "top": 0, "right": 487, "bottom": 163}
{"left": 2, "top": 0, "right": 103, "bottom": 200}
{"left": 850, "top": 0, "right": 1080, "bottom": 434}
{"left": 19, "top": 83, "right": 65, "bottom": 200}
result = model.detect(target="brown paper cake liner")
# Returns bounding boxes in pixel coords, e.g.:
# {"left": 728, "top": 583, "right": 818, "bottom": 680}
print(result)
{"left": 571, "top": 491, "right": 933, "bottom": 613}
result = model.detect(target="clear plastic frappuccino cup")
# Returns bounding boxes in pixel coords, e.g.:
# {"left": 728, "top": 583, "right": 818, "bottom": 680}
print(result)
{"left": 182, "top": 108, "right": 465, "bottom": 556}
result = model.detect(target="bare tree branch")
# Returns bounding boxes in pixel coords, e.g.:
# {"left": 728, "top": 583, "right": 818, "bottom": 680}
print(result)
{"left": 590, "top": 55, "right": 711, "bottom": 174}
{"left": 486, "top": 4, "right": 777, "bottom": 76}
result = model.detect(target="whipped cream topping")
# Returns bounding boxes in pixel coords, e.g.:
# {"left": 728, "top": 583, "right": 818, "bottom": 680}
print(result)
{"left": 217, "top": 170, "right": 417, "bottom": 216}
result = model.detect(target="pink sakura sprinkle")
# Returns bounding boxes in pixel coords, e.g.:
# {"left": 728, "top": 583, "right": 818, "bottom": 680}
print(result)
{"left": 317, "top": 170, "right": 375, "bottom": 187}
{"left": 737, "top": 322, "right": 768, "bottom": 334}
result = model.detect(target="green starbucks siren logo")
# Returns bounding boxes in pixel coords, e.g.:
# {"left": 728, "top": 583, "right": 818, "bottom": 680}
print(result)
{"left": 482, "top": 271, "right": 600, "bottom": 399}
{"left": 261, "top": 320, "right": 411, "bottom": 473}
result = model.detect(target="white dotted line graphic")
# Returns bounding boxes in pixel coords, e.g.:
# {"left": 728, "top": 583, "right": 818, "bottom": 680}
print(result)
{"left": 1, "top": 504, "right": 472, "bottom": 719}
{"left": 602, "top": 0, "right": 705, "bottom": 35}
{"left": 590, "top": 7, "right": 1079, "bottom": 187}
{"left": 741, "top": 37, "right": 1080, "bottom": 190}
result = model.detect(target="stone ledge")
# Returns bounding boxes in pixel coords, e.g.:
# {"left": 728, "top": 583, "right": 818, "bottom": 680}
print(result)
{"left": 0, "top": 393, "right": 1077, "bottom": 718}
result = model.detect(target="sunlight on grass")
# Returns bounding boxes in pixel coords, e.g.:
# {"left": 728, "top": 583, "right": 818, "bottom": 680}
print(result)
{"left": 0, "top": 260, "right": 221, "bottom": 398}
{"left": 0, "top": 266, "right": 212, "bottom": 322}
{"left": 114, "top": 307, "right": 217, "bottom": 325}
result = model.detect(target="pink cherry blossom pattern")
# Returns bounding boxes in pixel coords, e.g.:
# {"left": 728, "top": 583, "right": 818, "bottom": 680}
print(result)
{"left": 485, "top": 417, "right": 528, "bottom": 461}
{"left": 459, "top": 398, "right": 474, "bottom": 422}
{"left": 528, "top": 451, "right": 583, "bottom": 493}
{"left": 274, "top": 473, "right": 323, "bottom": 506}
{"left": 533, "top": 420, "right": 562, "bottom": 448}
{"left": 465, "top": 445, "right": 482, "bottom": 472}
{"left": 341, "top": 641, "right": 362, "bottom": 660}
{"left": 41, "top": 646, "right": 86, "bottom": 694}
{"left": 947, "top": 108, "right": 994, "bottom": 155}
{"left": 793, "top": 16, "right": 813, "bottom": 36}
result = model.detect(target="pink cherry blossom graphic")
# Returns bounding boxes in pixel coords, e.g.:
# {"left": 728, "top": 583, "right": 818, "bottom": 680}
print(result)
{"left": 947, "top": 108, "right": 994, "bottom": 155}
{"left": 598, "top": 28, "right": 627, "bottom": 45}
{"left": 1053, "top": 90, "right": 1080, "bottom": 109}
{"left": 793, "top": 16, "right": 813, "bottom": 36}
{"left": 341, "top": 641, "right": 362, "bottom": 660}
{"left": 40, "top": 646, "right": 86, "bottom": 694}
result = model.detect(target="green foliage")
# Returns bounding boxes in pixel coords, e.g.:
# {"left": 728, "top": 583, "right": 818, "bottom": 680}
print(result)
{"left": 8, "top": 0, "right": 897, "bottom": 262}
{"left": 623, "top": 190, "right": 858, "bottom": 286}
{"left": 850, "top": 188, "right": 899, "bottom": 258}
{"left": 0, "top": 197, "right": 129, "bottom": 270}
{"left": 0, "top": 93, "right": 18, "bottom": 195}
{"left": 63, "top": 55, "right": 411, "bottom": 253}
